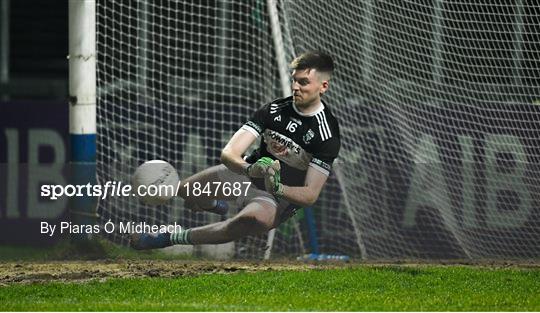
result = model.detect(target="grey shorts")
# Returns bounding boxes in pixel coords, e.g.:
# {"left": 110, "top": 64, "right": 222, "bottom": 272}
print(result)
{"left": 213, "top": 164, "right": 299, "bottom": 224}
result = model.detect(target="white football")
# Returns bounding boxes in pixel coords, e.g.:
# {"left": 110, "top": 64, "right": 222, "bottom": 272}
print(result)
{"left": 132, "top": 160, "right": 180, "bottom": 205}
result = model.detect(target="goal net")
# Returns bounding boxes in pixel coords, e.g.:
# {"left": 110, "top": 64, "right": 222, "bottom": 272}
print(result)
{"left": 96, "top": 0, "right": 540, "bottom": 259}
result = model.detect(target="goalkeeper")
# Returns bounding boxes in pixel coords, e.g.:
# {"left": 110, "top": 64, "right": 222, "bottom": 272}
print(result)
{"left": 131, "top": 51, "right": 341, "bottom": 249}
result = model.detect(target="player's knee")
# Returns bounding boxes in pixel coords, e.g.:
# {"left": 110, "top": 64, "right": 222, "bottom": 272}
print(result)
{"left": 230, "top": 214, "right": 271, "bottom": 236}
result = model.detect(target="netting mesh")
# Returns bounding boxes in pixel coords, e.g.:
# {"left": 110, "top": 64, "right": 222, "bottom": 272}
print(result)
{"left": 96, "top": 0, "right": 540, "bottom": 259}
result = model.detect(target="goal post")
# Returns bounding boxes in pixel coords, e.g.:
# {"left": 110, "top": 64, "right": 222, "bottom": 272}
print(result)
{"left": 68, "top": 0, "right": 98, "bottom": 240}
{"left": 263, "top": 0, "right": 291, "bottom": 260}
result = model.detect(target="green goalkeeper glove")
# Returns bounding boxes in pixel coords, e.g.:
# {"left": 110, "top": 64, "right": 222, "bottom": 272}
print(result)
{"left": 264, "top": 160, "right": 284, "bottom": 197}
{"left": 245, "top": 157, "right": 274, "bottom": 178}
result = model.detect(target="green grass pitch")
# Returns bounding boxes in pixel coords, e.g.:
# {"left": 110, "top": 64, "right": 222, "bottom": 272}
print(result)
{"left": 1, "top": 264, "right": 539, "bottom": 311}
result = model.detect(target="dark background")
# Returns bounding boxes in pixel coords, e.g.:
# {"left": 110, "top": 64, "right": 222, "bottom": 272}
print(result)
{"left": 1, "top": 0, "right": 67, "bottom": 100}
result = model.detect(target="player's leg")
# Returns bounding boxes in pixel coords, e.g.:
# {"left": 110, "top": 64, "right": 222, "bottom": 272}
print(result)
{"left": 176, "top": 164, "right": 240, "bottom": 214}
{"left": 176, "top": 198, "right": 278, "bottom": 244}
{"left": 130, "top": 198, "right": 278, "bottom": 249}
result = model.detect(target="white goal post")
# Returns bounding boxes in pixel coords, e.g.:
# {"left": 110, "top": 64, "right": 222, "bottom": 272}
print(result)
{"left": 85, "top": 0, "right": 540, "bottom": 259}
{"left": 68, "top": 0, "right": 98, "bottom": 240}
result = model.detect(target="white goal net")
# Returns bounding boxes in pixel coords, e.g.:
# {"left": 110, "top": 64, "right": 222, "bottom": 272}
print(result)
{"left": 96, "top": 0, "right": 540, "bottom": 259}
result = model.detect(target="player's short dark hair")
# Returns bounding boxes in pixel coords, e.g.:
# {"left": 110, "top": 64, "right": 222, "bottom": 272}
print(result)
{"left": 289, "top": 51, "right": 334, "bottom": 76}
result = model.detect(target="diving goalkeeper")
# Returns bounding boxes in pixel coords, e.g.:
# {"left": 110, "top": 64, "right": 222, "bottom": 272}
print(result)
{"left": 131, "top": 51, "right": 341, "bottom": 249}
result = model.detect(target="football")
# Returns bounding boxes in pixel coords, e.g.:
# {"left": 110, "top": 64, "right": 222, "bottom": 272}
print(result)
{"left": 132, "top": 160, "right": 180, "bottom": 205}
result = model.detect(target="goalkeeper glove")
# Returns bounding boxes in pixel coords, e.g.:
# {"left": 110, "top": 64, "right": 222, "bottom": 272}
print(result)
{"left": 245, "top": 157, "right": 275, "bottom": 178}
{"left": 264, "top": 160, "right": 284, "bottom": 197}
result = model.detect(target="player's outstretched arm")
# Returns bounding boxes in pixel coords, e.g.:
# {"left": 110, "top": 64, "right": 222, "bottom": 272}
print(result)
{"left": 220, "top": 128, "right": 257, "bottom": 175}
{"left": 265, "top": 164, "right": 328, "bottom": 207}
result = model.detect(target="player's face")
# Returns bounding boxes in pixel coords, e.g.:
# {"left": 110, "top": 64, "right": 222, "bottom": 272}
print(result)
{"left": 291, "top": 69, "right": 329, "bottom": 109}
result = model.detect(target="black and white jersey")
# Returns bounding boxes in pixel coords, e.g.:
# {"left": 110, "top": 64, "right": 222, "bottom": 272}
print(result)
{"left": 241, "top": 96, "right": 341, "bottom": 187}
